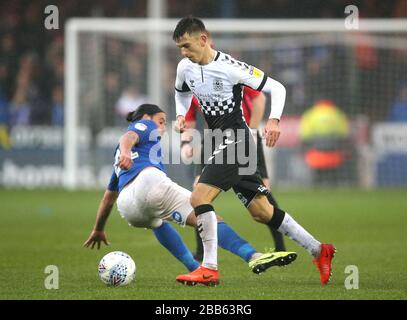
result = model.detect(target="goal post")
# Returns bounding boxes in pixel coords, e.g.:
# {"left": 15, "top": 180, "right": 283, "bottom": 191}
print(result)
{"left": 64, "top": 18, "right": 407, "bottom": 189}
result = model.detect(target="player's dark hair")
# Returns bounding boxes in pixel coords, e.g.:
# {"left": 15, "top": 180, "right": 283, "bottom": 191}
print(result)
{"left": 172, "top": 16, "right": 208, "bottom": 41}
{"left": 126, "top": 104, "right": 164, "bottom": 122}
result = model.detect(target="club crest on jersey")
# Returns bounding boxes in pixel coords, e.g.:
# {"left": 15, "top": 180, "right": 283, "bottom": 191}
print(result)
{"left": 189, "top": 79, "right": 195, "bottom": 89}
{"left": 213, "top": 78, "right": 223, "bottom": 91}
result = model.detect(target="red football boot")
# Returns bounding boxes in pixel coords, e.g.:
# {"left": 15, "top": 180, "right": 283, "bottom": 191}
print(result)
{"left": 313, "top": 244, "right": 336, "bottom": 285}
{"left": 176, "top": 266, "right": 219, "bottom": 286}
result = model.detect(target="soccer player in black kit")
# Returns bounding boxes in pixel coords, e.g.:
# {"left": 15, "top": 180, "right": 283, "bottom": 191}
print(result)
{"left": 173, "top": 16, "right": 335, "bottom": 286}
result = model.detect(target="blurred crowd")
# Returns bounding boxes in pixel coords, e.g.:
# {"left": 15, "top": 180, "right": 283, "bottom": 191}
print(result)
{"left": 0, "top": 0, "right": 406, "bottom": 128}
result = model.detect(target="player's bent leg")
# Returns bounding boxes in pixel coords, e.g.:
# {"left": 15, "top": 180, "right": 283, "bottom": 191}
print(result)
{"left": 264, "top": 191, "right": 286, "bottom": 251}
{"left": 190, "top": 182, "right": 221, "bottom": 207}
{"left": 249, "top": 195, "right": 336, "bottom": 284}
{"left": 190, "top": 203, "right": 218, "bottom": 270}
{"left": 246, "top": 193, "right": 274, "bottom": 224}
{"left": 171, "top": 183, "right": 220, "bottom": 285}
{"left": 190, "top": 183, "right": 220, "bottom": 270}
{"left": 191, "top": 175, "right": 204, "bottom": 260}
{"left": 187, "top": 212, "right": 224, "bottom": 262}
{"left": 217, "top": 221, "right": 257, "bottom": 262}
{"left": 153, "top": 222, "right": 199, "bottom": 272}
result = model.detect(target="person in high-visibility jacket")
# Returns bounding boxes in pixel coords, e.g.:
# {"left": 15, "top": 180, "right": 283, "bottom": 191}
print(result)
{"left": 299, "top": 100, "right": 351, "bottom": 185}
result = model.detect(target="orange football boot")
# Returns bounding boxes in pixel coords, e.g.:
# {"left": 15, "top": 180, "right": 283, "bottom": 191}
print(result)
{"left": 176, "top": 266, "right": 219, "bottom": 286}
{"left": 313, "top": 244, "right": 336, "bottom": 285}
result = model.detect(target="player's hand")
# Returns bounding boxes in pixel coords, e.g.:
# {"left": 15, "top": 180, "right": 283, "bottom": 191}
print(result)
{"left": 263, "top": 118, "right": 281, "bottom": 147}
{"left": 119, "top": 153, "right": 133, "bottom": 170}
{"left": 83, "top": 230, "right": 110, "bottom": 250}
{"left": 174, "top": 115, "right": 186, "bottom": 133}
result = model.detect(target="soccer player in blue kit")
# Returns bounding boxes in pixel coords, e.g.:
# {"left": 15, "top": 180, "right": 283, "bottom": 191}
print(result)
{"left": 173, "top": 16, "right": 336, "bottom": 286}
{"left": 84, "top": 104, "right": 296, "bottom": 285}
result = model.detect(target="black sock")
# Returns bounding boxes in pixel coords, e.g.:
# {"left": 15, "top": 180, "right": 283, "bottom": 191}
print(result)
{"left": 195, "top": 228, "right": 203, "bottom": 254}
{"left": 269, "top": 228, "right": 286, "bottom": 251}
{"left": 195, "top": 204, "right": 215, "bottom": 216}
{"left": 267, "top": 206, "right": 286, "bottom": 230}
{"left": 266, "top": 193, "right": 286, "bottom": 250}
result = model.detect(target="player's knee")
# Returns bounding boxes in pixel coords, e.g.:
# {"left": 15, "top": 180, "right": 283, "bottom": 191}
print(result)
{"left": 190, "top": 190, "right": 212, "bottom": 207}
{"left": 190, "top": 191, "right": 201, "bottom": 208}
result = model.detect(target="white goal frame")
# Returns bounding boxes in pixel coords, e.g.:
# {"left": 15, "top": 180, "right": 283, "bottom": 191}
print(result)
{"left": 64, "top": 18, "right": 407, "bottom": 189}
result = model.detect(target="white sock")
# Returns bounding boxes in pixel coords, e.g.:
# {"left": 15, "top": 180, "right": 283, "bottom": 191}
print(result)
{"left": 197, "top": 211, "right": 218, "bottom": 270}
{"left": 278, "top": 212, "right": 321, "bottom": 257}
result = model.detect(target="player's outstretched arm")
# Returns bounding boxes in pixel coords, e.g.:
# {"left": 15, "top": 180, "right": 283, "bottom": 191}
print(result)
{"left": 83, "top": 190, "right": 118, "bottom": 250}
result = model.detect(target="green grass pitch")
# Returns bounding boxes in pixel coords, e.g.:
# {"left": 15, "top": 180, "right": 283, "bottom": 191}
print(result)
{"left": 0, "top": 188, "right": 406, "bottom": 300}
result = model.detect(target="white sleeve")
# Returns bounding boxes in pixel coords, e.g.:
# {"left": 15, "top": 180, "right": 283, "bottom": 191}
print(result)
{"left": 261, "top": 77, "right": 286, "bottom": 120}
{"left": 226, "top": 57, "right": 268, "bottom": 91}
{"left": 175, "top": 60, "right": 193, "bottom": 117}
{"left": 175, "top": 90, "right": 193, "bottom": 117}
{"left": 227, "top": 58, "right": 286, "bottom": 120}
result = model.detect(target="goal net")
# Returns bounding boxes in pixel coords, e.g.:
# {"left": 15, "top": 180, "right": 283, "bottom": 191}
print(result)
{"left": 65, "top": 19, "right": 407, "bottom": 189}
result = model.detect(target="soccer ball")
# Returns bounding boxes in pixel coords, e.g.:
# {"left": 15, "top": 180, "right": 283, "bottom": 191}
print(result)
{"left": 98, "top": 251, "right": 136, "bottom": 286}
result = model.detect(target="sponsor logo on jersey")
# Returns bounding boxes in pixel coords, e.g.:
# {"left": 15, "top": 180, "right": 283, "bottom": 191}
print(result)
{"left": 249, "top": 66, "right": 263, "bottom": 78}
{"left": 213, "top": 78, "right": 223, "bottom": 91}
{"left": 135, "top": 123, "right": 147, "bottom": 131}
{"left": 253, "top": 67, "right": 263, "bottom": 78}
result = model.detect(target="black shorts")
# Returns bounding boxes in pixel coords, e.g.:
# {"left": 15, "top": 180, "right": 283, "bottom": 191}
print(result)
{"left": 200, "top": 165, "right": 268, "bottom": 207}
{"left": 195, "top": 131, "right": 268, "bottom": 179}
{"left": 197, "top": 126, "right": 269, "bottom": 207}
